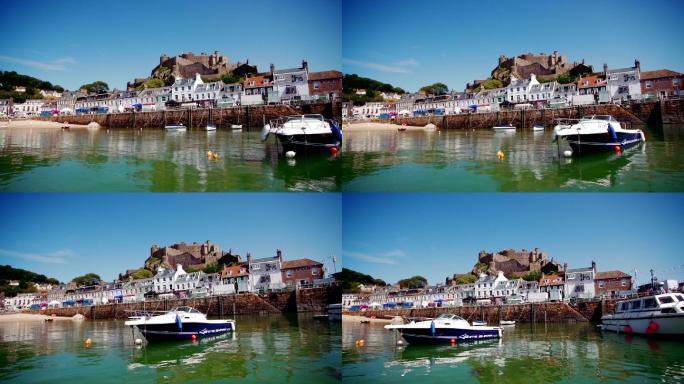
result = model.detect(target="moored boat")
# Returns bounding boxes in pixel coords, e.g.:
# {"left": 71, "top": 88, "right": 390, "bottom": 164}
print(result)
{"left": 500, "top": 320, "right": 516, "bottom": 326}
{"left": 165, "top": 123, "right": 187, "bottom": 131}
{"left": 600, "top": 293, "right": 684, "bottom": 336}
{"left": 384, "top": 314, "right": 503, "bottom": 344}
{"left": 205, "top": 124, "right": 217, "bottom": 131}
{"left": 124, "top": 306, "right": 235, "bottom": 341}
{"left": 231, "top": 124, "right": 243, "bottom": 130}
{"left": 553, "top": 115, "right": 645, "bottom": 155}
{"left": 493, "top": 123, "right": 516, "bottom": 131}
{"left": 261, "top": 114, "right": 342, "bottom": 154}
{"left": 532, "top": 124, "right": 544, "bottom": 131}
{"left": 472, "top": 320, "right": 487, "bottom": 326}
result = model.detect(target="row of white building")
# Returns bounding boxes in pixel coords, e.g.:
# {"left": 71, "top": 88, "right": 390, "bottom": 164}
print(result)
{"left": 3, "top": 254, "right": 329, "bottom": 310}
{"left": 345, "top": 61, "right": 647, "bottom": 119}
{"left": 1, "top": 60, "right": 342, "bottom": 117}
{"left": 343, "top": 263, "right": 634, "bottom": 310}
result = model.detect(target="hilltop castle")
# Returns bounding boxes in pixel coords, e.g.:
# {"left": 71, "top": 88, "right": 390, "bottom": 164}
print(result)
{"left": 477, "top": 248, "right": 564, "bottom": 276}
{"left": 145, "top": 240, "right": 241, "bottom": 271}
{"left": 127, "top": 50, "right": 242, "bottom": 90}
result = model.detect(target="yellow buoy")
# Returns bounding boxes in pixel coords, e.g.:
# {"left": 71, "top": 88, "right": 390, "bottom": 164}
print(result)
{"left": 84, "top": 338, "right": 92, "bottom": 347}
{"left": 213, "top": 153, "right": 219, "bottom": 160}
{"left": 207, "top": 150, "right": 213, "bottom": 157}
{"left": 497, "top": 150, "right": 505, "bottom": 160}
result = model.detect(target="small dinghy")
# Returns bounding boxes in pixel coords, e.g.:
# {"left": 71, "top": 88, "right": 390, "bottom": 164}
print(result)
{"left": 472, "top": 320, "right": 487, "bottom": 326}
{"left": 205, "top": 124, "right": 217, "bottom": 131}
{"left": 165, "top": 123, "right": 186, "bottom": 131}
{"left": 493, "top": 123, "right": 516, "bottom": 131}
{"left": 532, "top": 124, "right": 544, "bottom": 131}
{"left": 500, "top": 320, "right": 516, "bottom": 326}
{"left": 231, "top": 124, "right": 242, "bottom": 130}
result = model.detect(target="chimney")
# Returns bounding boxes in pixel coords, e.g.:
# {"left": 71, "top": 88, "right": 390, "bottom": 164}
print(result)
{"left": 563, "top": 262, "right": 568, "bottom": 271}
{"left": 276, "top": 249, "right": 282, "bottom": 263}
{"left": 247, "top": 252, "right": 252, "bottom": 264}
{"left": 270, "top": 63, "right": 275, "bottom": 74}
{"left": 591, "top": 260, "right": 596, "bottom": 272}
{"left": 302, "top": 59, "right": 308, "bottom": 71}
{"left": 603, "top": 63, "right": 608, "bottom": 74}
{"left": 634, "top": 58, "right": 640, "bottom": 73}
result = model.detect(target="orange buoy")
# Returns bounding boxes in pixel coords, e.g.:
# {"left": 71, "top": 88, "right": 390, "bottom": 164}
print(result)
{"left": 496, "top": 150, "right": 505, "bottom": 160}
{"left": 329, "top": 147, "right": 339, "bottom": 156}
{"left": 191, "top": 334, "right": 197, "bottom": 341}
{"left": 646, "top": 321, "right": 659, "bottom": 334}
{"left": 614, "top": 145, "right": 621, "bottom": 153}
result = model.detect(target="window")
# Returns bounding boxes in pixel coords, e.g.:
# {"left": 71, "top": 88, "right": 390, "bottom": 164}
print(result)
{"left": 674, "top": 78, "right": 680, "bottom": 86}
{"left": 314, "top": 81, "right": 321, "bottom": 89}
{"left": 598, "top": 281, "right": 604, "bottom": 288}
{"left": 621, "top": 280, "right": 627, "bottom": 287}
{"left": 631, "top": 300, "right": 641, "bottom": 310}
{"left": 644, "top": 298, "right": 657, "bottom": 308}
{"left": 312, "top": 268, "right": 319, "bottom": 275}
{"left": 645, "top": 81, "right": 652, "bottom": 89}
{"left": 658, "top": 296, "right": 674, "bottom": 304}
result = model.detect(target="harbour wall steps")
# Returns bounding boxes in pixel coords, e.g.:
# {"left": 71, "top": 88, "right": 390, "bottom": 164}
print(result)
{"left": 37, "top": 102, "right": 341, "bottom": 129}
{"left": 391, "top": 99, "right": 683, "bottom": 129}
{"left": 345, "top": 299, "right": 619, "bottom": 323}
{"left": 35, "top": 286, "right": 340, "bottom": 320}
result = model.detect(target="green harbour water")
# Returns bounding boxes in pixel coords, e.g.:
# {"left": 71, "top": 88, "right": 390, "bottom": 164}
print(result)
{"left": 342, "top": 321, "right": 684, "bottom": 383}
{"left": 341, "top": 124, "right": 684, "bottom": 191}
{"left": 0, "top": 314, "right": 341, "bottom": 383}
{"left": 0, "top": 127, "right": 341, "bottom": 192}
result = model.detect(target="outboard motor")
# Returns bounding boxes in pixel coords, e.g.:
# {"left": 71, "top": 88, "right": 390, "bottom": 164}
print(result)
{"left": 260, "top": 124, "right": 270, "bottom": 142}
{"left": 330, "top": 120, "right": 343, "bottom": 144}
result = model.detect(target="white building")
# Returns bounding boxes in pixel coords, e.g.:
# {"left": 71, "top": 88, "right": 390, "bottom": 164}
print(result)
{"left": 353, "top": 102, "right": 385, "bottom": 118}
{"left": 474, "top": 271, "right": 509, "bottom": 302}
{"left": 272, "top": 60, "right": 310, "bottom": 102}
{"left": 171, "top": 74, "right": 205, "bottom": 104}
{"left": 248, "top": 251, "right": 285, "bottom": 292}
{"left": 506, "top": 73, "right": 540, "bottom": 104}
{"left": 565, "top": 262, "right": 596, "bottom": 300}
{"left": 4, "top": 293, "right": 36, "bottom": 309}
{"left": 12, "top": 99, "right": 45, "bottom": 115}
{"left": 605, "top": 60, "right": 642, "bottom": 102}
{"left": 153, "top": 264, "right": 186, "bottom": 296}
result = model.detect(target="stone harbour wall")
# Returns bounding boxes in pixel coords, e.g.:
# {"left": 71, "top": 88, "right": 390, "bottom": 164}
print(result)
{"left": 345, "top": 299, "right": 621, "bottom": 324}
{"left": 37, "top": 102, "right": 341, "bottom": 129}
{"left": 390, "top": 100, "right": 683, "bottom": 129}
{"left": 36, "top": 286, "right": 339, "bottom": 320}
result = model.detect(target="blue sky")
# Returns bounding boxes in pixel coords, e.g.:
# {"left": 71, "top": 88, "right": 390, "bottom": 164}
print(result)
{"left": 0, "top": 0, "right": 341, "bottom": 90}
{"left": 342, "top": 193, "right": 684, "bottom": 287}
{"left": 343, "top": 0, "right": 684, "bottom": 92}
{"left": 0, "top": 194, "right": 341, "bottom": 282}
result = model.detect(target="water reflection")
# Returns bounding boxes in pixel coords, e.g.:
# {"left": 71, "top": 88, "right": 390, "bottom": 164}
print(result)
{"left": 342, "top": 125, "right": 684, "bottom": 191}
{"left": 342, "top": 322, "right": 684, "bottom": 383}
{"left": 0, "top": 127, "right": 340, "bottom": 191}
{"left": 0, "top": 314, "right": 340, "bottom": 383}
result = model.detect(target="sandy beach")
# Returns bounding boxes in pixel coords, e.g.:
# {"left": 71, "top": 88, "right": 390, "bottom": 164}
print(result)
{"left": 0, "top": 119, "right": 95, "bottom": 129}
{"left": 0, "top": 312, "right": 78, "bottom": 322}
{"left": 343, "top": 121, "right": 435, "bottom": 132}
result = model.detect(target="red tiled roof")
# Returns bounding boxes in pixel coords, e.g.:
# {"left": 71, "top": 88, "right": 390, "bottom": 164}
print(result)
{"left": 244, "top": 75, "right": 272, "bottom": 89}
{"left": 577, "top": 74, "right": 606, "bottom": 89}
{"left": 281, "top": 258, "right": 323, "bottom": 269}
{"left": 221, "top": 264, "right": 248, "bottom": 277}
{"left": 595, "top": 271, "right": 631, "bottom": 280}
{"left": 308, "top": 70, "right": 343, "bottom": 81}
{"left": 539, "top": 274, "right": 564, "bottom": 286}
{"left": 640, "top": 69, "right": 682, "bottom": 80}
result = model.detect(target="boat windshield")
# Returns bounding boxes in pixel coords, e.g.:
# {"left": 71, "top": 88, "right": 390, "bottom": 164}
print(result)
{"left": 435, "top": 314, "right": 464, "bottom": 321}
{"left": 171, "top": 306, "right": 201, "bottom": 313}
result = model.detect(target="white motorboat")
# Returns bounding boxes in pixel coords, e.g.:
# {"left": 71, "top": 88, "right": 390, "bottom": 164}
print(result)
{"left": 493, "top": 123, "right": 516, "bottom": 131}
{"left": 165, "top": 123, "right": 186, "bottom": 131}
{"left": 261, "top": 114, "right": 342, "bottom": 153}
{"left": 385, "top": 314, "right": 502, "bottom": 344}
{"left": 231, "top": 124, "right": 243, "bottom": 130}
{"left": 552, "top": 115, "right": 645, "bottom": 154}
{"left": 125, "top": 306, "right": 235, "bottom": 341}
{"left": 532, "top": 124, "right": 544, "bottom": 131}
{"left": 204, "top": 124, "right": 217, "bottom": 131}
{"left": 600, "top": 293, "right": 684, "bottom": 336}
{"left": 472, "top": 320, "right": 487, "bottom": 326}
{"left": 499, "top": 320, "right": 516, "bottom": 326}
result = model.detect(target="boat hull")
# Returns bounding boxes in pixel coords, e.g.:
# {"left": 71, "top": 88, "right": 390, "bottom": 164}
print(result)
{"left": 133, "top": 321, "right": 234, "bottom": 341}
{"left": 398, "top": 327, "right": 502, "bottom": 344}
{"left": 566, "top": 131, "right": 643, "bottom": 154}
{"left": 276, "top": 133, "right": 340, "bottom": 153}
{"left": 600, "top": 314, "right": 684, "bottom": 336}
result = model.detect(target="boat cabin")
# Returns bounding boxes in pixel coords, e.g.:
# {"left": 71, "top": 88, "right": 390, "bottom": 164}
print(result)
{"left": 582, "top": 115, "right": 618, "bottom": 122}
{"left": 434, "top": 314, "right": 467, "bottom": 322}
{"left": 615, "top": 294, "right": 684, "bottom": 314}
{"left": 170, "top": 306, "right": 202, "bottom": 314}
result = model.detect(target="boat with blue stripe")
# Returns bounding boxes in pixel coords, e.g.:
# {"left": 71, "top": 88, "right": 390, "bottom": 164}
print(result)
{"left": 385, "top": 314, "right": 503, "bottom": 345}
{"left": 125, "top": 306, "right": 235, "bottom": 342}
{"left": 553, "top": 115, "right": 645, "bottom": 155}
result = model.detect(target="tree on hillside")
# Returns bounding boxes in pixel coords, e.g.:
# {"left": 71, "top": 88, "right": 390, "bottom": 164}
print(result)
{"left": 419, "top": 82, "right": 449, "bottom": 95}
{"left": 522, "top": 271, "right": 542, "bottom": 282}
{"left": 79, "top": 81, "right": 109, "bottom": 94}
{"left": 340, "top": 268, "right": 387, "bottom": 293}
{"left": 482, "top": 79, "right": 503, "bottom": 89}
{"left": 453, "top": 274, "right": 477, "bottom": 285}
{"left": 130, "top": 269, "right": 154, "bottom": 280}
{"left": 71, "top": 273, "right": 101, "bottom": 286}
{"left": 203, "top": 262, "right": 221, "bottom": 274}
{"left": 221, "top": 72, "right": 244, "bottom": 85}
{"left": 556, "top": 73, "right": 578, "bottom": 85}
{"left": 398, "top": 275, "right": 428, "bottom": 289}
{"left": 143, "top": 78, "right": 165, "bottom": 89}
